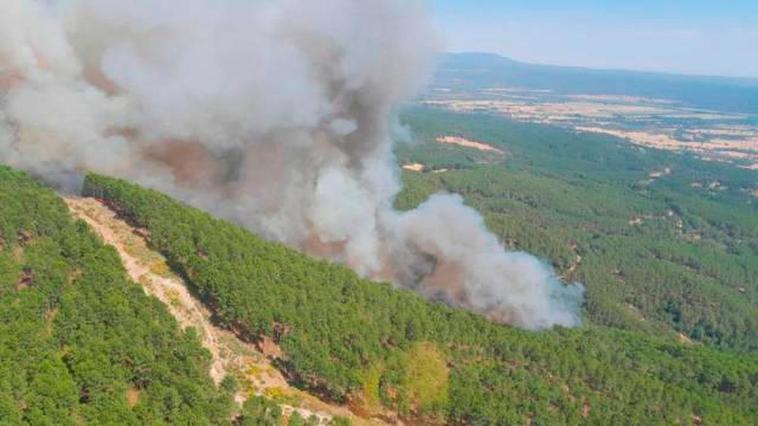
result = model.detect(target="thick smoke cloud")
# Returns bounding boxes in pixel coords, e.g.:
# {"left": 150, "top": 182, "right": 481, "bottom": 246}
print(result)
{"left": 0, "top": 0, "right": 583, "bottom": 329}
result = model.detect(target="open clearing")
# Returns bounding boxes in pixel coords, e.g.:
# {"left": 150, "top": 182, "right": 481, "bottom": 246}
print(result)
{"left": 436, "top": 135, "right": 505, "bottom": 154}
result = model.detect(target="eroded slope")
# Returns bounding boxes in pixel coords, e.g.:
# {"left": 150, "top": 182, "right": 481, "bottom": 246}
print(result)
{"left": 65, "top": 197, "right": 375, "bottom": 425}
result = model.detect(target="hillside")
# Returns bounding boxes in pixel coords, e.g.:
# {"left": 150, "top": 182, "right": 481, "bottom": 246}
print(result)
{"left": 65, "top": 197, "right": 361, "bottom": 425}
{"left": 80, "top": 172, "right": 757, "bottom": 424}
{"left": 1, "top": 157, "right": 756, "bottom": 424}
{"left": 4, "top": 1, "right": 755, "bottom": 424}
{"left": 0, "top": 166, "right": 232, "bottom": 424}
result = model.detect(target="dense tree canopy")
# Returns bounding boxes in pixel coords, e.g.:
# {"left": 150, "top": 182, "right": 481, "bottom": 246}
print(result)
{"left": 0, "top": 166, "right": 233, "bottom": 424}
{"left": 83, "top": 172, "right": 757, "bottom": 424}
{"left": 397, "top": 107, "right": 758, "bottom": 352}
{"left": 2, "top": 104, "right": 756, "bottom": 424}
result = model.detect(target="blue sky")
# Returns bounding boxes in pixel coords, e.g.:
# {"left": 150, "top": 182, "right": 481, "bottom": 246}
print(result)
{"left": 429, "top": 0, "right": 758, "bottom": 78}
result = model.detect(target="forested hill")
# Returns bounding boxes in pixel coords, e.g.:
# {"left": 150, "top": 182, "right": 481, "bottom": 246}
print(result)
{"left": 81, "top": 172, "right": 757, "bottom": 424}
{"left": 1, "top": 164, "right": 756, "bottom": 424}
{"left": 0, "top": 166, "right": 343, "bottom": 425}
{"left": 0, "top": 166, "right": 233, "bottom": 423}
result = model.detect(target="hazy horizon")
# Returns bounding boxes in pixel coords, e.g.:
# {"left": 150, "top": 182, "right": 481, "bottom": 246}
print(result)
{"left": 431, "top": 0, "right": 758, "bottom": 79}
{"left": 440, "top": 51, "right": 758, "bottom": 81}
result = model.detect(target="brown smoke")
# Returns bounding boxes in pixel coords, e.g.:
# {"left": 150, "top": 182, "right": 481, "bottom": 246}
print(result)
{"left": 0, "top": 0, "right": 582, "bottom": 329}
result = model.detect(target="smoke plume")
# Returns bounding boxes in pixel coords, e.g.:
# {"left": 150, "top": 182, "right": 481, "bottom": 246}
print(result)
{"left": 0, "top": 0, "right": 583, "bottom": 329}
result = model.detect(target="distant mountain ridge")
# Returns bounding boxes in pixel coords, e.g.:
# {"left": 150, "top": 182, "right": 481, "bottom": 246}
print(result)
{"left": 435, "top": 52, "right": 758, "bottom": 114}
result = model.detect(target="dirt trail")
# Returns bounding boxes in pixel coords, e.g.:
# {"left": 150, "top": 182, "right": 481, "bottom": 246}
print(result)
{"left": 65, "top": 197, "right": 382, "bottom": 425}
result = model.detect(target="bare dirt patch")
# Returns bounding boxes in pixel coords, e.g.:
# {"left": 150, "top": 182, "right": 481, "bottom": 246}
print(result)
{"left": 436, "top": 136, "right": 505, "bottom": 154}
{"left": 402, "top": 163, "right": 425, "bottom": 172}
{"left": 65, "top": 197, "right": 380, "bottom": 425}
{"left": 126, "top": 387, "right": 141, "bottom": 408}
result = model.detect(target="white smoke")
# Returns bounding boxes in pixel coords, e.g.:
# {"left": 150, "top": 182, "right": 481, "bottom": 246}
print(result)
{"left": 0, "top": 0, "right": 583, "bottom": 329}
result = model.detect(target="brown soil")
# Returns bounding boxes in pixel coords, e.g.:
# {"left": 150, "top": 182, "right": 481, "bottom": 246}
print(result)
{"left": 436, "top": 136, "right": 505, "bottom": 154}
{"left": 65, "top": 197, "right": 384, "bottom": 425}
{"left": 126, "top": 387, "right": 141, "bottom": 408}
{"left": 402, "top": 163, "right": 425, "bottom": 172}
